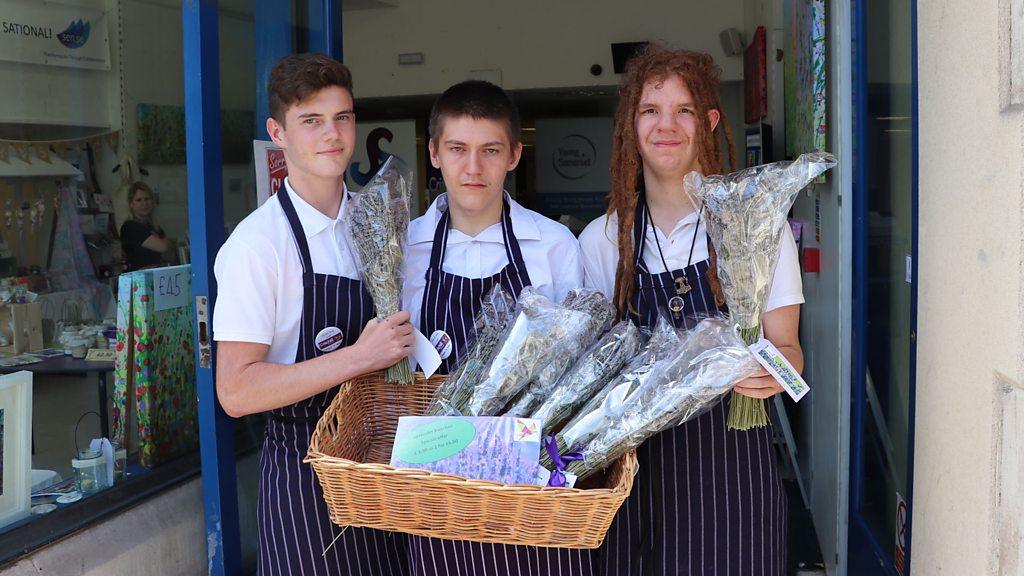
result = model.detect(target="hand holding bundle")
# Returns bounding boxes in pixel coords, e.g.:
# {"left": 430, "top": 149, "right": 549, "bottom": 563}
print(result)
{"left": 345, "top": 155, "right": 415, "bottom": 384}
{"left": 684, "top": 152, "right": 836, "bottom": 429}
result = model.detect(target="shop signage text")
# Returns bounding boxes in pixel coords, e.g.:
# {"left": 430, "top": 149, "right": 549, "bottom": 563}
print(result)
{"left": 0, "top": 1, "right": 110, "bottom": 71}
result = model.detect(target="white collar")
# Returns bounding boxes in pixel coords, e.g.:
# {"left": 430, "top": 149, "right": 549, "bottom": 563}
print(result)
{"left": 408, "top": 192, "right": 542, "bottom": 245}
{"left": 644, "top": 209, "right": 701, "bottom": 241}
{"left": 283, "top": 177, "right": 348, "bottom": 239}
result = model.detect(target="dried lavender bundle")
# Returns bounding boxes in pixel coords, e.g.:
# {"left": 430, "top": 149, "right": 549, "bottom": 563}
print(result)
{"left": 425, "top": 284, "right": 516, "bottom": 415}
{"left": 528, "top": 320, "right": 641, "bottom": 435}
{"left": 562, "top": 288, "right": 617, "bottom": 332}
{"left": 684, "top": 152, "right": 836, "bottom": 429}
{"left": 540, "top": 316, "right": 678, "bottom": 470}
{"left": 504, "top": 289, "right": 616, "bottom": 416}
{"left": 345, "top": 156, "right": 415, "bottom": 384}
{"left": 466, "top": 289, "right": 592, "bottom": 416}
{"left": 561, "top": 318, "right": 759, "bottom": 480}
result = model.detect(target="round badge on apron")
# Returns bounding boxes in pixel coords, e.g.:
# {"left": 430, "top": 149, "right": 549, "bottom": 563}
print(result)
{"left": 668, "top": 295, "right": 686, "bottom": 320}
{"left": 314, "top": 326, "right": 344, "bottom": 352}
{"left": 429, "top": 330, "right": 454, "bottom": 359}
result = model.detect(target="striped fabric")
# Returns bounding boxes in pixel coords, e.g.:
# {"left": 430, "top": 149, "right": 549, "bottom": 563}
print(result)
{"left": 419, "top": 201, "right": 530, "bottom": 375}
{"left": 595, "top": 199, "right": 787, "bottom": 576}
{"left": 256, "top": 186, "right": 409, "bottom": 576}
{"left": 410, "top": 202, "right": 596, "bottom": 576}
{"left": 409, "top": 538, "right": 596, "bottom": 576}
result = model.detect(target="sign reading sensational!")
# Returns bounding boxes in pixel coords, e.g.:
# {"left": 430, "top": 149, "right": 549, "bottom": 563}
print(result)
{"left": 0, "top": 0, "right": 110, "bottom": 71}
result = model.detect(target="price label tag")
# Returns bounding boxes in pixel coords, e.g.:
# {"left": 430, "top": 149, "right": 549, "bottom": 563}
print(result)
{"left": 153, "top": 267, "right": 189, "bottom": 312}
{"left": 749, "top": 339, "right": 810, "bottom": 402}
{"left": 85, "top": 349, "right": 116, "bottom": 362}
{"left": 409, "top": 328, "right": 442, "bottom": 378}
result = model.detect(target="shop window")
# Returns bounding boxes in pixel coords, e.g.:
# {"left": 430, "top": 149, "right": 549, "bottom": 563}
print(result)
{"left": 0, "top": 0, "right": 250, "bottom": 563}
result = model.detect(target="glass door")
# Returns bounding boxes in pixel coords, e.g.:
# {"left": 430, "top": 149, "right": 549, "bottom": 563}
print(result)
{"left": 851, "top": 0, "right": 918, "bottom": 574}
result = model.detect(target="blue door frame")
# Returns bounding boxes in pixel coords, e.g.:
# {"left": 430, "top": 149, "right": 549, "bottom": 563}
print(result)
{"left": 183, "top": 2, "right": 239, "bottom": 575}
{"left": 849, "top": 0, "right": 919, "bottom": 574}
{"left": 184, "top": 1, "right": 344, "bottom": 573}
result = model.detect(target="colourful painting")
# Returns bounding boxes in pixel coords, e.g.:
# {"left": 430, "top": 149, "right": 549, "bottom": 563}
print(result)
{"left": 784, "top": 0, "right": 827, "bottom": 162}
{"left": 113, "top": 266, "right": 197, "bottom": 468}
{"left": 137, "top": 104, "right": 254, "bottom": 165}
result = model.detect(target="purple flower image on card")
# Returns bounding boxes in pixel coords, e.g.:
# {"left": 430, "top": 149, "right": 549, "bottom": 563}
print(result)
{"left": 390, "top": 416, "right": 541, "bottom": 484}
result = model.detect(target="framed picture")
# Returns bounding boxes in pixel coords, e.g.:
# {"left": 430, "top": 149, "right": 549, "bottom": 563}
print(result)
{"left": 0, "top": 371, "right": 32, "bottom": 530}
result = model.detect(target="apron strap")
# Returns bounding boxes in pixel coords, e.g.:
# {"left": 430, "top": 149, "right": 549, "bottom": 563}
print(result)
{"left": 427, "top": 209, "right": 451, "bottom": 272}
{"left": 499, "top": 200, "right": 528, "bottom": 270}
{"left": 426, "top": 197, "right": 526, "bottom": 274}
{"left": 276, "top": 184, "right": 316, "bottom": 286}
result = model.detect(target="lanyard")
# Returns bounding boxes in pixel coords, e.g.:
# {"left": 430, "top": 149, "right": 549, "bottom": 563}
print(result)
{"left": 644, "top": 199, "right": 703, "bottom": 295}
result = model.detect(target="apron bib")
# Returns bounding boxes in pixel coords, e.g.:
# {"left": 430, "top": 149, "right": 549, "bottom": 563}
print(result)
{"left": 598, "top": 195, "right": 787, "bottom": 576}
{"left": 256, "top": 185, "right": 409, "bottom": 576}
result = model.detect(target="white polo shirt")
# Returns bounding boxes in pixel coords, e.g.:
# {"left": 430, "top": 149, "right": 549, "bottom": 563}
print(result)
{"left": 402, "top": 193, "right": 584, "bottom": 332}
{"left": 212, "top": 178, "right": 359, "bottom": 365}
{"left": 579, "top": 211, "right": 804, "bottom": 313}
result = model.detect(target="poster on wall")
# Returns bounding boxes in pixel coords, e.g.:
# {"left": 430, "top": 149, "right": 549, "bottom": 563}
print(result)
{"left": 784, "top": 0, "right": 827, "bottom": 164}
{"left": 0, "top": 0, "right": 110, "bottom": 71}
{"left": 253, "top": 140, "right": 286, "bottom": 207}
{"left": 534, "top": 118, "right": 613, "bottom": 218}
{"left": 424, "top": 124, "right": 445, "bottom": 207}
{"left": 0, "top": 371, "right": 32, "bottom": 530}
{"left": 253, "top": 121, "right": 420, "bottom": 213}
{"left": 345, "top": 120, "right": 420, "bottom": 215}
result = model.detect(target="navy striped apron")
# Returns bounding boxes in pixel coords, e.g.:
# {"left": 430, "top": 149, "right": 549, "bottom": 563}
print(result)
{"left": 418, "top": 200, "right": 531, "bottom": 375}
{"left": 410, "top": 202, "right": 595, "bottom": 576}
{"left": 257, "top": 185, "right": 409, "bottom": 576}
{"left": 597, "top": 198, "right": 787, "bottom": 576}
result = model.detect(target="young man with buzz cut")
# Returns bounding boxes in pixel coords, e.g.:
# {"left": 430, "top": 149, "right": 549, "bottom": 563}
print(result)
{"left": 401, "top": 80, "right": 592, "bottom": 575}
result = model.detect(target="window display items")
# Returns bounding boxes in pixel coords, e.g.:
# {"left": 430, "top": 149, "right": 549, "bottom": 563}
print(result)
{"left": 0, "top": 371, "right": 32, "bottom": 530}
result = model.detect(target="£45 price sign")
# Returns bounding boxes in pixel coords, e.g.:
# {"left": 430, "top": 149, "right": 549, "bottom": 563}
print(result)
{"left": 154, "top": 266, "right": 190, "bottom": 312}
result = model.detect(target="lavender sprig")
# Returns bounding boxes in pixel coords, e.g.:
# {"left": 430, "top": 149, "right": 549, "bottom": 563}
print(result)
{"left": 426, "top": 284, "right": 516, "bottom": 415}
{"left": 504, "top": 289, "right": 616, "bottom": 416}
{"left": 345, "top": 155, "right": 414, "bottom": 384}
{"left": 465, "top": 289, "right": 591, "bottom": 416}
{"left": 684, "top": 152, "right": 836, "bottom": 429}
{"left": 526, "top": 320, "right": 641, "bottom": 435}
{"left": 541, "top": 316, "right": 679, "bottom": 471}
{"left": 550, "top": 318, "right": 759, "bottom": 480}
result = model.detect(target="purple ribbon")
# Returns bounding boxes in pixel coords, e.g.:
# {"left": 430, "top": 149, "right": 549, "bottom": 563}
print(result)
{"left": 544, "top": 435, "right": 583, "bottom": 487}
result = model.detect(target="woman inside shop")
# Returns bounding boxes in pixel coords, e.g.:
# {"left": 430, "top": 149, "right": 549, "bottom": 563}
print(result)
{"left": 578, "top": 46, "right": 804, "bottom": 575}
{"left": 401, "top": 80, "right": 591, "bottom": 574}
{"left": 119, "top": 181, "right": 169, "bottom": 270}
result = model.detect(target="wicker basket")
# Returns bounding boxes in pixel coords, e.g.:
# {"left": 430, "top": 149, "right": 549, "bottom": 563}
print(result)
{"left": 306, "top": 371, "right": 637, "bottom": 549}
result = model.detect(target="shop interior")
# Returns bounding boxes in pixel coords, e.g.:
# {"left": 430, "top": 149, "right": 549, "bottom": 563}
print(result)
{"left": 0, "top": 1, "right": 913, "bottom": 574}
